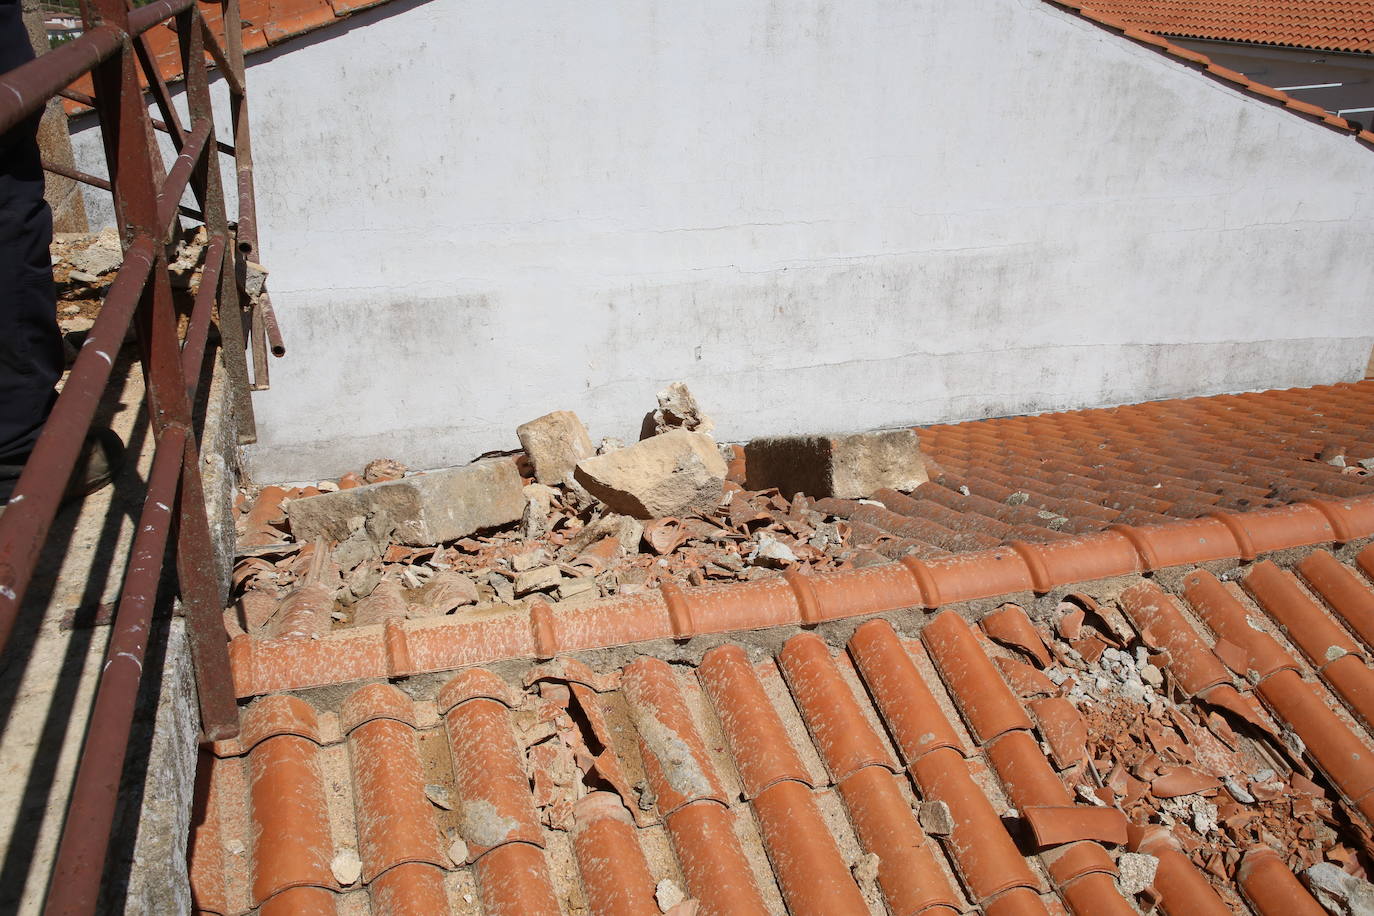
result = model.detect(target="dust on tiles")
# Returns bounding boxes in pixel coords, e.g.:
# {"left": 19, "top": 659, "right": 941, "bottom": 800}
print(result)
{"left": 228, "top": 384, "right": 927, "bottom": 640}
{"left": 979, "top": 592, "right": 1369, "bottom": 904}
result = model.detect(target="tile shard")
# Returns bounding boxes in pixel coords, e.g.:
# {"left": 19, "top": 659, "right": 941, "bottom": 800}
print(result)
{"left": 982, "top": 603, "right": 1053, "bottom": 666}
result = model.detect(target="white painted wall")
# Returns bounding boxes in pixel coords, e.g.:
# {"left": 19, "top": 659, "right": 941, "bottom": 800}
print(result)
{"left": 73, "top": 0, "right": 1374, "bottom": 482}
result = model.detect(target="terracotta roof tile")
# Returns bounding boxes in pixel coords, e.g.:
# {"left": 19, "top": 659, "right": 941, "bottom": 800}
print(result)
{"left": 344, "top": 687, "right": 447, "bottom": 882}
{"left": 1077, "top": 0, "right": 1374, "bottom": 54}
{"left": 442, "top": 689, "right": 545, "bottom": 859}
{"left": 924, "top": 612, "right": 1037, "bottom": 743}
{"left": 834, "top": 764, "right": 963, "bottom": 914}
{"left": 197, "top": 538, "right": 1374, "bottom": 914}
{"left": 570, "top": 792, "right": 659, "bottom": 916}
{"left": 662, "top": 801, "right": 772, "bottom": 915}
{"left": 777, "top": 632, "right": 897, "bottom": 781}
{"left": 1130, "top": 824, "right": 1233, "bottom": 915}
{"left": 1297, "top": 548, "right": 1374, "bottom": 649}
{"left": 246, "top": 727, "right": 335, "bottom": 905}
{"left": 243, "top": 396, "right": 1374, "bottom": 679}
{"left": 910, "top": 747, "right": 1045, "bottom": 902}
{"left": 1237, "top": 845, "right": 1328, "bottom": 914}
{"left": 696, "top": 644, "right": 812, "bottom": 798}
{"left": 204, "top": 381, "right": 1374, "bottom": 915}
{"left": 620, "top": 657, "right": 730, "bottom": 815}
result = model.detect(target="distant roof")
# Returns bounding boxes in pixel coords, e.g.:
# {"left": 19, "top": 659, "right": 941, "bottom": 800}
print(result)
{"left": 1078, "top": 0, "right": 1374, "bottom": 54}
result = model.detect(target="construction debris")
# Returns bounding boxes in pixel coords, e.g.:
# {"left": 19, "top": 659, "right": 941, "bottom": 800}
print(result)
{"left": 63, "top": 226, "right": 123, "bottom": 277}
{"left": 573, "top": 429, "right": 727, "bottom": 518}
{"left": 744, "top": 428, "right": 928, "bottom": 498}
{"left": 1306, "top": 862, "right": 1374, "bottom": 916}
{"left": 288, "top": 457, "right": 524, "bottom": 546}
{"left": 985, "top": 595, "right": 1369, "bottom": 897}
{"left": 1115, "top": 852, "right": 1159, "bottom": 896}
{"left": 651, "top": 381, "right": 714, "bottom": 436}
{"left": 232, "top": 391, "right": 927, "bottom": 641}
{"left": 518, "top": 411, "right": 595, "bottom": 485}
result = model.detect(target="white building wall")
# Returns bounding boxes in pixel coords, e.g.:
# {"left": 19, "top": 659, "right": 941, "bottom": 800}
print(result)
{"left": 73, "top": 0, "right": 1374, "bottom": 482}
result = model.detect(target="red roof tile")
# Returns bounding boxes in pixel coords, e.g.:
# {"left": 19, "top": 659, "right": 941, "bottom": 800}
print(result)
{"left": 201, "top": 379, "right": 1374, "bottom": 915}
{"left": 195, "top": 530, "right": 1374, "bottom": 914}
{"left": 1077, "top": 0, "right": 1374, "bottom": 54}
{"left": 229, "top": 384, "right": 1374, "bottom": 696}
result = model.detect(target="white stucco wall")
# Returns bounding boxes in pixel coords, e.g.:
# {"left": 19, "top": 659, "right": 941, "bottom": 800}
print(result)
{"left": 74, "top": 0, "right": 1374, "bottom": 482}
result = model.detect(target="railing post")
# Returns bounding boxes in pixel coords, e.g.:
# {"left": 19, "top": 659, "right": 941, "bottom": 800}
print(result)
{"left": 218, "top": 0, "right": 272, "bottom": 396}
{"left": 174, "top": 0, "right": 241, "bottom": 741}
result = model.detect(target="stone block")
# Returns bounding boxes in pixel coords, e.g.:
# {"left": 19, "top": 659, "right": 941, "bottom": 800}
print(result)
{"left": 744, "top": 428, "right": 927, "bottom": 499}
{"left": 573, "top": 429, "right": 727, "bottom": 518}
{"left": 288, "top": 458, "right": 524, "bottom": 546}
{"left": 517, "top": 410, "right": 595, "bottom": 485}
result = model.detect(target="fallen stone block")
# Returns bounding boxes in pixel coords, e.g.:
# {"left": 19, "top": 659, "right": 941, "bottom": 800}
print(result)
{"left": 554, "top": 577, "right": 597, "bottom": 601}
{"left": 574, "top": 430, "right": 727, "bottom": 518}
{"left": 517, "top": 410, "right": 595, "bottom": 485}
{"left": 288, "top": 458, "right": 524, "bottom": 547}
{"left": 744, "top": 429, "right": 927, "bottom": 499}
{"left": 515, "top": 565, "right": 562, "bottom": 596}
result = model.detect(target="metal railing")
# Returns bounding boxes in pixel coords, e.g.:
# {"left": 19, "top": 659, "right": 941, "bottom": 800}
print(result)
{"left": 0, "top": 0, "right": 274, "bottom": 908}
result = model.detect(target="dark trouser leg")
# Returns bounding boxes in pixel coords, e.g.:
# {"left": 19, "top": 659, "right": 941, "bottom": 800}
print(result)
{"left": 0, "top": 0, "right": 62, "bottom": 479}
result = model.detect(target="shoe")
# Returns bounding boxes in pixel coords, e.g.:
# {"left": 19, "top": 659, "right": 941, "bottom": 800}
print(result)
{"left": 0, "top": 428, "right": 126, "bottom": 509}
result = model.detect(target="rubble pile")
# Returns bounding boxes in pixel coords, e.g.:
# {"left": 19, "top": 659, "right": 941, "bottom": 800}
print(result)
{"left": 230, "top": 385, "right": 920, "bottom": 637}
{"left": 49, "top": 225, "right": 217, "bottom": 361}
{"left": 982, "top": 594, "right": 1373, "bottom": 901}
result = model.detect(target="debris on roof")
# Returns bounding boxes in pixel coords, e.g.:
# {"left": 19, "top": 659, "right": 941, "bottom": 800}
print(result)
{"left": 229, "top": 381, "right": 1374, "bottom": 649}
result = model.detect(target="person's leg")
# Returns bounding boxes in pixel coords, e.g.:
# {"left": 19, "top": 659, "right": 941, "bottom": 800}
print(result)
{"left": 0, "top": 0, "right": 63, "bottom": 499}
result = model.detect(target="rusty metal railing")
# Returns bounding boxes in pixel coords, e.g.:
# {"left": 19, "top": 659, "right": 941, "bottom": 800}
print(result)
{"left": 0, "top": 0, "right": 273, "bottom": 908}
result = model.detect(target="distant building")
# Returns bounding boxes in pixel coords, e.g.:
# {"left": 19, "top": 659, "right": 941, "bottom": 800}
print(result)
{"left": 44, "top": 13, "right": 82, "bottom": 44}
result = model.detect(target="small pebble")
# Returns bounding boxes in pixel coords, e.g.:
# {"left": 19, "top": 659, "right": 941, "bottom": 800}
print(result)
{"left": 330, "top": 848, "right": 362, "bottom": 886}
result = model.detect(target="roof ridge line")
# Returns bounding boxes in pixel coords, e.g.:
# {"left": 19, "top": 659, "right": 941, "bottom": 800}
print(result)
{"left": 1046, "top": 0, "right": 1374, "bottom": 149}
{"left": 228, "top": 494, "right": 1374, "bottom": 698}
